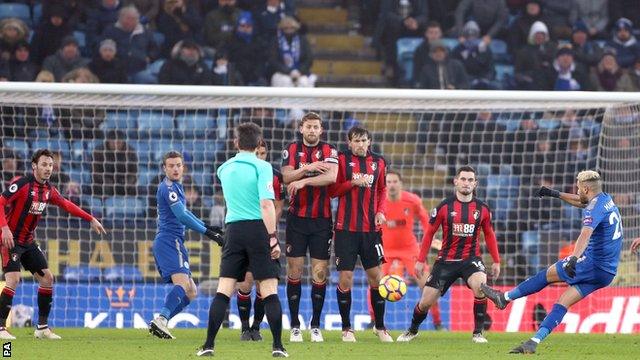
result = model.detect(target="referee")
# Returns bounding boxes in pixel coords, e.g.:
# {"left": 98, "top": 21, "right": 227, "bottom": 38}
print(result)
{"left": 198, "top": 123, "right": 287, "bottom": 358}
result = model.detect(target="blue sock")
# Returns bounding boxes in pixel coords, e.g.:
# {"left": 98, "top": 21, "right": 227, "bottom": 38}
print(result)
{"left": 532, "top": 304, "right": 567, "bottom": 343}
{"left": 506, "top": 269, "right": 548, "bottom": 300}
{"left": 160, "top": 285, "right": 187, "bottom": 319}
{"left": 169, "top": 294, "right": 191, "bottom": 319}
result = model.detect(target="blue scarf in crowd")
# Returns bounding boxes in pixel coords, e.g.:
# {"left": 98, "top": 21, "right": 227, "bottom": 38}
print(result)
{"left": 278, "top": 31, "right": 300, "bottom": 71}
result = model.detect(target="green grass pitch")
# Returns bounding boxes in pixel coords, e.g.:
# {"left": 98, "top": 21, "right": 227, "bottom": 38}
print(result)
{"left": 6, "top": 328, "right": 639, "bottom": 359}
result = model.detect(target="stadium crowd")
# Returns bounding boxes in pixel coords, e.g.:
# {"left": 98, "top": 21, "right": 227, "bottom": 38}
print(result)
{"left": 0, "top": 1, "right": 638, "bottom": 89}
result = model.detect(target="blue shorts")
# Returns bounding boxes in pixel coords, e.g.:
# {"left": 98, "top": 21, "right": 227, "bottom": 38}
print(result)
{"left": 153, "top": 234, "right": 191, "bottom": 283}
{"left": 555, "top": 256, "right": 615, "bottom": 298}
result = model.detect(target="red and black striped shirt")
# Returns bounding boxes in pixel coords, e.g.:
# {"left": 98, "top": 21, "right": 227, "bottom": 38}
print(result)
{"left": 418, "top": 196, "right": 500, "bottom": 263}
{"left": 273, "top": 168, "right": 285, "bottom": 202}
{"left": 281, "top": 141, "right": 338, "bottom": 219}
{"left": 0, "top": 174, "right": 93, "bottom": 246}
{"left": 331, "top": 150, "right": 387, "bottom": 233}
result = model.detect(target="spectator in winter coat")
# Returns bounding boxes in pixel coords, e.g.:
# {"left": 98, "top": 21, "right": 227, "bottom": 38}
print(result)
{"left": 158, "top": 39, "right": 213, "bottom": 85}
{"left": 123, "top": 0, "right": 160, "bottom": 27}
{"left": 508, "top": 0, "right": 545, "bottom": 53}
{"left": 605, "top": 18, "right": 640, "bottom": 68}
{"left": 86, "top": 0, "right": 122, "bottom": 52}
{"left": 30, "top": 4, "right": 73, "bottom": 63}
{"left": 541, "top": 46, "right": 591, "bottom": 91}
{"left": 629, "top": 57, "right": 640, "bottom": 91}
{"left": 570, "top": 20, "right": 603, "bottom": 68}
{"left": 102, "top": 6, "right": 159, "bottom": 76}
{"left": 412, "top": 21, "right": 443, "bottom": 86}
{"left": 9, "top": 42, "right": 39, "bottom": 82}
{"left": 0, "top": 18, "right": 29, "bottom": 62}
{"left": 515, "top": 21, "right": 557, "bottom": 89}
{"left": 226, "top": 11, "right": 268, "bottom": 85}
{"left": 255, "top": 0, "right": 297, "bottom": 46}
{"left": 569, "top": 0, "right": 608, "bottom": 39}
{"left": 203, "top": 0, "right": 241, "bottom": 53}
{"left": 451, "top": 21, "right": 495, "bottom": 89}
{"left": 589, "top": 48, "right": 636, "bottom": 91}
{"left": 89, "top": 39, "right": 128, "bottom": 83}
{"left": 415, "top": 40, "right": 469, "bottom": 89}
{"left": 269, "top": 16, "right": 315, "bottom": 87}
{"left": 453, "top": 0, "right": 508, "bottom": 41}
{"left": 156, "top": 0, "right": 203, "bottom": 57}
{"left": 42, "top": 36, "right": 90, "bottom": 81}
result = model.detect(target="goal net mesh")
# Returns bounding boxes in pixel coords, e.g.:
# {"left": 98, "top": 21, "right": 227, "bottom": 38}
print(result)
{"left": 0, "top": 86, "right": 637, "bottom": 333}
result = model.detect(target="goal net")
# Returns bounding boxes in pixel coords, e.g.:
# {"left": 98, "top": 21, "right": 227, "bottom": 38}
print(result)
{"left": 0, "top": 83, "right": 638, "bottom": 333}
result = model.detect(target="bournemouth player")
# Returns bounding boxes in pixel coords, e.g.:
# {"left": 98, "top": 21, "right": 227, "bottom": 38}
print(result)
{"left": 282, "top": 112, "right": 338, "bottom": 342}
{"left": 149, "top": 151, "right": 224, "bottom": 339}
{"left": 237, "top": 140, "right": 286, "bottom": 341}
{"left": 329, "top": 126, "right": 391, "bottom": 342}
{"left": 0, "top": 149, "right": 107, "bottom": 340}
{"left": 199, "top": 123, "right": 286, "bottom": 357}
{"left": 381, "top": 170, "right": 441, "bottom": 329}
{"left": 397, "top": 166, "right": 501, "bottom": 343}
{"left": 482, "top": 170, "right": 623, "bottom": 354}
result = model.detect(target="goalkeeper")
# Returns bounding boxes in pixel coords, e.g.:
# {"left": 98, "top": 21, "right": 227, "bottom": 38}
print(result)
{"left": 149, "top": 151, "right": 224, "bottom": 340}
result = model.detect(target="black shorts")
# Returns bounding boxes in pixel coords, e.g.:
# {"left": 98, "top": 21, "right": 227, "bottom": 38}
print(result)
{"left": 1, "top": 242, "right": 48, "bottom": 275}
{"left": 220, "top": 220, "right": 281, "bottom": 282}
{"left": 426, "top": 257, "right": 486, "bottom": 296}
{"left": 285, "top": 214, "right": 332, "bottom": 260}
{"left": 334, "top": 230, "right": 385, "bottom": 271}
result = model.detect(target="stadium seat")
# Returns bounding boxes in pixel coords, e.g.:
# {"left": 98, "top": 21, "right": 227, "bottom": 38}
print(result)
{"left": 494, "top": 64, "right": 514, "bottom": 90}
{"left": 31, "top": 138, "right": 71, "bottom": 161}
{"left": 67, "top": 164, "right": 92, "bottom": 184}
{"left": 489, "top": 39, "right": 509, "bottom": 63}
{"left": 183, "top": 139, "right": 219, "bottom": 163}
{"left": 137, "top": 111, "right": 174, "bottom": 138}
{"left": 154, "top": 139, "right": 187, "bottom": 162}
{"left": 189, "top": 165, "right": 214, "bottom": 189}
{"left": 396, "top": 37, "right": 423, "bottom": 84}
{"left": 63, "top": 265, "right": 102, "bottom": 282}
{"left": 521, "top": 231, "right": 541, "bottom": 273}
{"left": 176, "top": 113, "right": 216, "bottom": 138}
{"left": 537, "top": 118, "right": 561, "bottom": 130}
{"left": 3, "top": 138, "right": 29, "bottom": 159}
{"left": 152, "top": 31, "right": 165, "bottom": 48}
{"left": 32, "top": 3, "right": 42, "bottom": 25}
{"left": 104, "top": 265, "right": 143, "bottom": 282}
{"left": 496, "top": 114, "right": 521, "bottom": 132}
{"left": 102, "top": 111, "right": 138, "bottom": 135}
{"left": 104, "top": 196, "right": 147, "bottom": 218}
{"left": 132, "top": 140, "right": 154, "bottom": 164}
{"left": 441, "top": 38, "right": 459, "bottom": 51}
{"left": 0, "top": 3, "right": 31, "bottom": 25}
{"left": 137, "top": 166, "right": 158, "bottom": 187}
{"left": 132, "top": 59, "right": 165, "bottom": 84}
{"left": 87, "top": 196, "right": 104, "bottom": 217}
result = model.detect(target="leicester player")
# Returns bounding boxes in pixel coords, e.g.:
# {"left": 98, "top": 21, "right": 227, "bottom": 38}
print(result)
{"left": 481, "top": 170, "right": 623, "bottom": 354}
{"left": 0, "top": 149, "right": 107, "bottom": 340}
{"left": 282, "top": 112, "right": 338, "bottom": 342}
{"left": 381, "top": 170, "right": 441, "bottom": 329}
{"left": 397, "top": 166, "right": 501, "bottom": 343}
{"left": 329, "top": 126, "right": 390, "bottom": 342}
{"left": 149, "top": 151, "right": 224, "bottom": 340}
{"left": 237, "top": 140, "right": 286, "bottom": 341}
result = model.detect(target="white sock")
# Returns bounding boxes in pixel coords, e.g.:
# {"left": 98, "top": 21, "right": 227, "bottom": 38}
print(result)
{"left": 531, "top": 337, "right": 541, "bottom": 344}
{"left": 504, "top": 291, "right": 511, "bottom": 301}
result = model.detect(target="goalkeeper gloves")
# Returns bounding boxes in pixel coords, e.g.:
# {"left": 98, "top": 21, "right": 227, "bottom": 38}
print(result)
{"left": 205, "top": 225, "right": 225, "bottom": 247}
{"left": 537, "top": 186, "right": 560, "bottom": 199}
{"left": 562, "top": 256, "right": 578, "bottom": 278}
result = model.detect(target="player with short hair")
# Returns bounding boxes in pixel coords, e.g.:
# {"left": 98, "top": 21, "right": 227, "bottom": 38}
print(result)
{"left": 282, "top": 112, "right": 338, "bottom": 342}
{"left": 0, "top": 149, "right": 107, "bottom": 340}
{"left": 199, "top": 123, "right": 287, "bottom": 357}
{"left": 237, "top": 140, "right": 286, "bottom": 341}
{"left": 381, "top": 170, "right": 441, "bottom": 329}
{"left": 329, "top": 126, "right": 390, "bottom": 342}
{"left": 397, "top": 166, "right": 501, "bottom": 343}
{"left": 481, "top": 170, "right": 623, "bottom": 354}
{"left": 149, "top": 151, "right": 224, "bottom": 340}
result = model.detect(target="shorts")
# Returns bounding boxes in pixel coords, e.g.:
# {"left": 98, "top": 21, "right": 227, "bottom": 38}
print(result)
{"left": 555, "top": 256, "right": 615, "bottom": 298}
{"left": 220, "top": 220, "right": 281, "bottom": 282}
{"left": 153, "top": 234, "right": 191, "bottom": 284}
{"left": 285, "top": 214, "right": 332, "bottom": 260}
{"left": 1, "top": 242, "right": 48, "bottom": 275}
{"left": 334, "top": 230, "right": 385, "bottom": 271}
{"left": 426, "top": 257, "right": 486, "bottom": 296}
{"left": 382, "top": 254, "right": 419, "bottom": 277}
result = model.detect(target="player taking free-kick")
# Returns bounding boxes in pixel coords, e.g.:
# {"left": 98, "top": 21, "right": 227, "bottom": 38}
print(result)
{"left": 0, "top": 149, "right": 107, "bottom": 340}
{"left": 397, "top": 166, "right": 501, "bottom": 344}
{"left": 481, "top": 170, "right": 623, "bottom": 354}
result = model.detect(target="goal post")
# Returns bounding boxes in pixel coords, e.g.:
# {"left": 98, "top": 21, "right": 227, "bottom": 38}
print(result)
{"left": 0, "top": 83, "right": 638, "bottom": 333}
